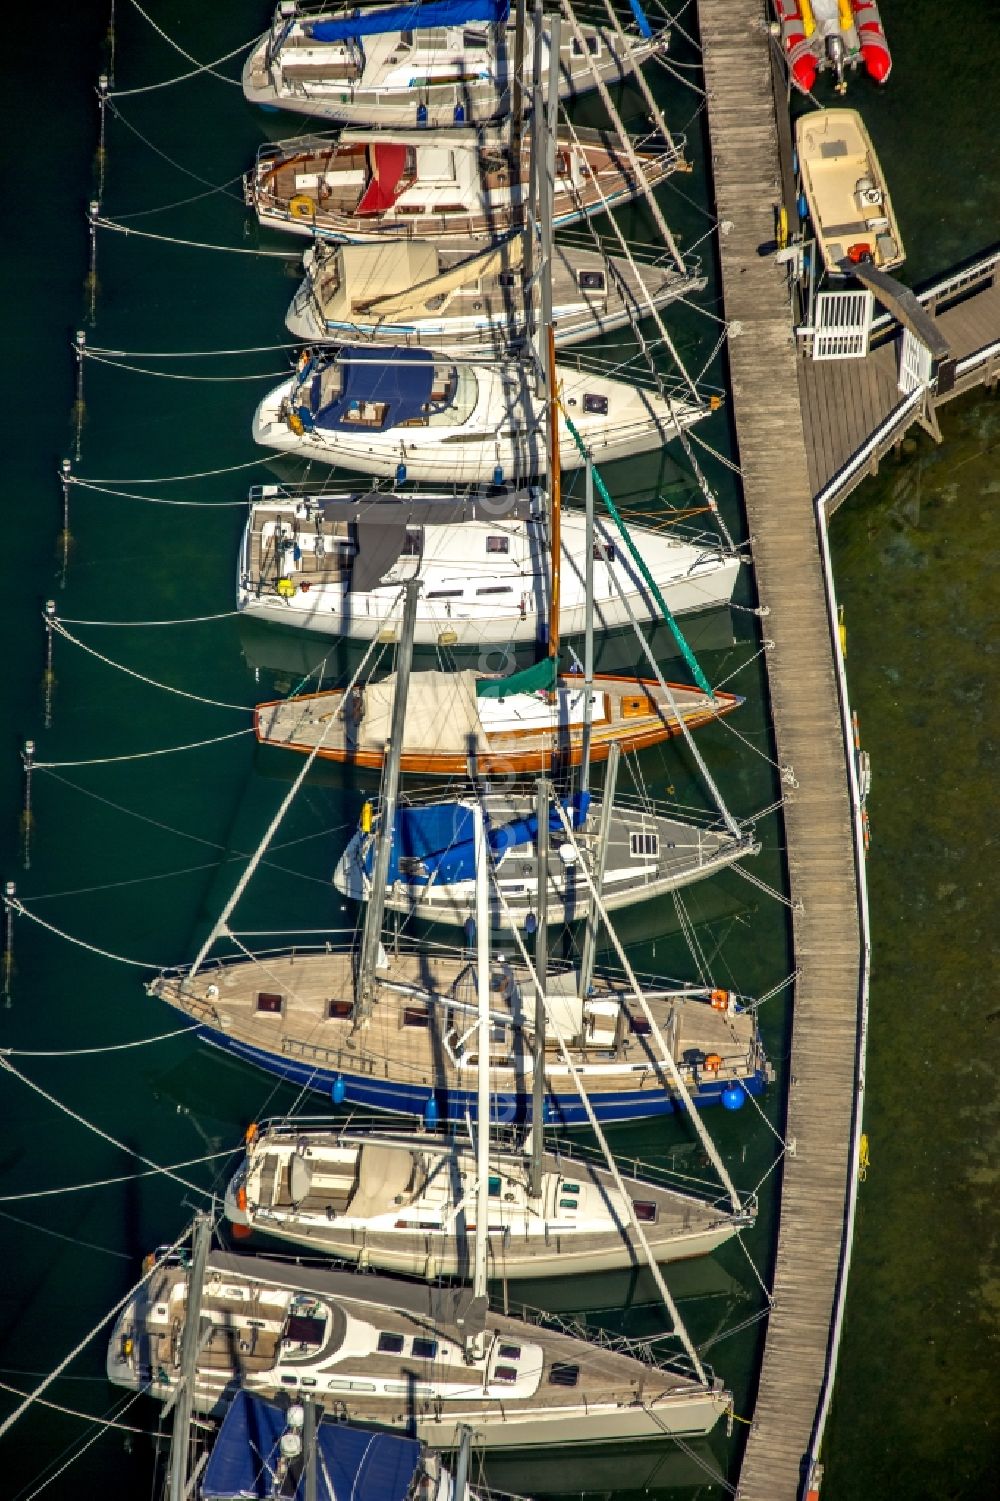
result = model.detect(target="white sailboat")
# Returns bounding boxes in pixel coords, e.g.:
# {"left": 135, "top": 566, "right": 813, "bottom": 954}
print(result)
{"left": 237, "top": 488, "right": 741, "bottom": 646}
{"left": 243, "top": 1, "right": 670, "bottom": 129}
{"left": 285, "top": 234, "right": 701, "bottom": 356}
{"left": 224, "top": 1119, "right": 755, "bottom": 1276}
{"left": 251, "top": 347, "right": 711, "bottom": 484}
{"left": 333, "top": 784, "right": 758, "bottom": 928}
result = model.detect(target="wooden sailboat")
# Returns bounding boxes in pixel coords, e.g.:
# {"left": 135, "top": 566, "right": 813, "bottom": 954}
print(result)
{"left": 253, "top": 667, "right": 740, "bottom": 776}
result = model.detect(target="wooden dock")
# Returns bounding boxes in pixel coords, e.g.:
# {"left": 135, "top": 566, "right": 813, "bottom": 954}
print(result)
{"left": 695, "top": 4, "right": 862, "bottom": 1496}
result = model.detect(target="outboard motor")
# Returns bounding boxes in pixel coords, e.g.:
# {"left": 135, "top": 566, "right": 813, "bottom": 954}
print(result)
{"left": 826, "top": 34, "right": 846, "bottom": 93}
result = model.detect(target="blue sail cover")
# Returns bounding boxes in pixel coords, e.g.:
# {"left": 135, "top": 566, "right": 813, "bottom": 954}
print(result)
{"left": 309, "top": 2, "right": 511, "bottom": 44}
{"left": 307, "top": 347, "right": 434, "bottom": 431}
{"left": 202, "top": 1390, "right": 421, "bottom": 1501}
{"left": 372, "top": 793, "right": 592, "bottom": 887}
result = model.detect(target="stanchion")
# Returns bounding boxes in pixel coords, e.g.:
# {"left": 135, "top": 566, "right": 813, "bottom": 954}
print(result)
{"left": 73, "top": 331, "right": 86, "bottom": 462}
{"left": 43, "top": 601, "right": 57, "bottom": 730}
{"left": 86, "top": 199, "right": 100, "bottom": 325}
{"left": 21, "top": 742, "right": 34, "bottom": 872}
{"left": 59, "top": 458, "right": 73, "bottom": 588}
{"left": 2, "top": 882, "right": 15, "bottom": 1007}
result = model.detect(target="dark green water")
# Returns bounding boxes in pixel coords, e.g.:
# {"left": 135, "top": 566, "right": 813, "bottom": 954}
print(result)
{"left": 0, "top": 2, "right": 994, "bottom": 1497}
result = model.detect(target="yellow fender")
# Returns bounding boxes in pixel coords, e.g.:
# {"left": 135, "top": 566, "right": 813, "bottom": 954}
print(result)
{"left": 276, "top": 577, "right": 296, "bottom": 600}
{"left": 776, "top": 204, "right": 789, "bottom": 250}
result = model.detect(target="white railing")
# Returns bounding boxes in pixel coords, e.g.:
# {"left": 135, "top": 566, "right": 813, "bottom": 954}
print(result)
{"left": 870, "top": 247, "right": 1000, "bottom": 335}
{"left": 813, "top": 387, "right": 922, "bottom": 511}
{"left": 803, "top": 486, "right": 874, "bottom": 1498}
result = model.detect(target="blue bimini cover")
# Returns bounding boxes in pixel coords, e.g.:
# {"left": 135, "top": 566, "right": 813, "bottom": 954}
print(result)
{"left": 372, "top": 792, "right": 592, "bottom": 887}
{"left": 310, "top": 2, "right": 510, "bottom": 45}
{"left": 311, "top": 347, "right": 435, "bottom": 432}
{"left": 202, "top": 1390, "right": 422, "bottom": 1501}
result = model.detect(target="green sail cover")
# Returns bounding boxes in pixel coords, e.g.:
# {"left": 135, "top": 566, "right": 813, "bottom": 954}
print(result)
{"left": 476, "top": 656, "right": 559, "bottom": 698}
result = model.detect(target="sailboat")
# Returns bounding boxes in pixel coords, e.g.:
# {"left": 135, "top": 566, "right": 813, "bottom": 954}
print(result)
{"left": 106, "top": 1243, "right": 731, "bottom": 1444}
{"left": 252, "top": 665, "right": 740, "bottom": 776}
{"left": 238, "top": 488, "right": 741, "bottom": 646}
{"left": 285, "top": 233, "right": 701, "bottom": 356}
{"left": 333, "top": 785, "right": 759, "bottom": 929}
{"left": 243, "top": 1, "right": 671, "bottom": 129}
{"left": 246, "top": 126, "right": 682, "bottom": 245}
{"left": 196, "top": 1387, "right": 493, "bottom": 1501}
{"left": 223, "top": 1118, "right": 755, "bottom": 1277}
{"left": 251, "top": 346, "right": 712, "bottom": 485}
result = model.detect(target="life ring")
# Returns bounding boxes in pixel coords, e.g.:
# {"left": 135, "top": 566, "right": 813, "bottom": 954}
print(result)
{"left": 704, "top": 1053, "right": 723, "bottom": 1073}
{"left": 289, "top": 193, "right": 316, "bottom": 221}
{"left": 710, "top": 990, "right": 729, "bottom": 1012}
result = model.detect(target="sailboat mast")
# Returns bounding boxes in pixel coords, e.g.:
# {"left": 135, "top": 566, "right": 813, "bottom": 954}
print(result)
{"left": 530, "top": 776, "right": 548, "bottom": 1198}
{"left": 357, "top": 578, "right": 420, "bottom": 1021}
{"left": 472, "top": 801, "right": 491, "bottom": 1330}
{"left": 580, "top": 457, "right": 595, "bottom": 790}
{"left": 547, "top": 323, "right": 561, "bottom": 667}
{"left": 538, "top": 11, "right": 561, "bottom": 669}
{"left": 166, "top": 1213, "right": 212, "bottom": 1501}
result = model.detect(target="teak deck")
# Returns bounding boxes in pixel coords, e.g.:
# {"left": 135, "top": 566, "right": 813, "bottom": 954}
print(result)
{"left": 696, "top": 3, "right": 863, "bottom": 1496}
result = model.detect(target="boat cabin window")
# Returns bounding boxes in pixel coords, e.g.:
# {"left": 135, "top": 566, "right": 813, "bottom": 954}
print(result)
{"left": 499, "top": 1343, "right": 521, "bottom": 1360}
{"left": 403, "top": 1006, "right": 431, "bottom": 1028}
{"left": 402, "top": 527, "right": 423, "bottom": 557}
{"left": 593, "top": 540, "right": 615, "bottom": 563}
{"left": 421, "top": 28, "right": 448, "bottom": 47}
{"left": 548, "top": 1362, "right": 580, "bottom": 1387}
{"left": 412, "top": 1337, "right": 438, "bottom": 1360}
{"left": 494, "top": 1365, "right": 519, "bottom": 1382}
{"left": 378, "top": 1332, "right": 405, "bottom": 1354}
{"left": 327, "top": 998, "right": 354, "bottom": 1020}
{"left": 632, "top": 1200, "right": 658, "bottom": 1223}
{"left": 427, "top": 589, "right": 464, "bottom": 600}
{"left": 463, "top": 29, "right": 488, "bottom": 48}
{"left": 570, "top": 35, "right": 601, "bottom": 56}
{"left": 582, "top": 393, "right": 609, "bottom": 416}
{"left": 399, "top": 31, "right": 414, "bottom": 47}
{"left": 486, "top": 535, "right": 509, "bottom": 554}
{"left": 629, "top": 1012, "right": 652, "bottom": 1036}
{"left": 285, "top": 1314, "right": 325, "bottom": 1348}
{"left": 497, "top": 270, "right": 521, "bottom": 288}
{"left": 256, "top": 991, "right": 284, "bottom": 1015}
{"left": 476, "top": 586, "right": 513, "bottom": 596}
{"left": 577, "top": 269, "right": 606, "bottom": 292}
{"left": 629, "top": 832, "right": 659, "bottom": 858}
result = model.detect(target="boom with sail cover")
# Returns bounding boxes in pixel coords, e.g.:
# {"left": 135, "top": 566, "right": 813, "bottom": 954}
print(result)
{"left": 309, "top": 1, "right": 511, "bottom": 43}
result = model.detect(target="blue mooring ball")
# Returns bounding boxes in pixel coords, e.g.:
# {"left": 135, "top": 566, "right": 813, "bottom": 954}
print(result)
{"left": 331, "top": 1074, "right": 346, "bottom": 1106}
{"left": 721, "top": 1083, "right": 745, "bottom": 1111}
{"left": 424, "top": 1095, "right": 439, "bottom": 1129}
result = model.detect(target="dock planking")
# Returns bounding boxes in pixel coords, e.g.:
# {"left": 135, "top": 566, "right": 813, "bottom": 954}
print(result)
{"left": 695, "top": 3, "right": 863, "bottom": 1497}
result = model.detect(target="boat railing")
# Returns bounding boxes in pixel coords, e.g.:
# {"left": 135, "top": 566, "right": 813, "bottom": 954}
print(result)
{"left": 511, "top": 1300, "right": 716, "bottom": 1382}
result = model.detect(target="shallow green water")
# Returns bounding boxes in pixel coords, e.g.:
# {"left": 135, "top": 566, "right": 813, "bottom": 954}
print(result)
{"left": 0, "top": 1, "right": 995, "bottom": 1497}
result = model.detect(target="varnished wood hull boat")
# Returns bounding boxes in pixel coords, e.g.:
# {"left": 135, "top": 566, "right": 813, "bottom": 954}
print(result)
{"left": 253, "top": 671, "right": 742, "bottom": 776}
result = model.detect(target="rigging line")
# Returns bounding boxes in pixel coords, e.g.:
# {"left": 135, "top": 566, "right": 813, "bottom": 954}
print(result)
{"left": 0, "top": 1023, "right": 197, "bottom": 1058}
{"left": 70, "top": 477, "right": 257, "bottom": 507}
{"left": 0, "top": 1379, "right": 154, "bottom": 1435}
{"left": 86, "top": 340, "right": 302, "bottom": 359}
{"left": 49, "top": 617, "right": 249, "bottom": 710}
{"left": 716, "top": 711, "right": 791, "bottom": 775}
{"left": 16, "top": 1388, "right": 152, "bottom": 1501}
{"left": 731, "top": 861, "right": 801, "bottom": 911}
{"left": 189, "top": 631, "right": 387, "bottom": 975}
{"left": 0, "top": 1225, "right": 192, "bottom": 1441}
{"left": 688, "top": 425, "right": 744, "bottom": 475}
{"left": 735, "top": 1229, "right": 775, "bottom": 1306}
{"left": 745, "top": 968, "right": 800, "bottom": 1013}
{"left": 103, "top": 99, "right": 244, "bottom": 198}
{"left": 0, "top": 1057, "right": 217, "bottom": 1199}
{"left": 0, "top": 1150, "right": 234, "bottom": 1204}
{"left": 70, "top": 455, "right": 275, "bottom": 484}
{"left": 110, "top": 2, "right": 256, "bottom": 92}
{"left": 80, "top": 350, "right": 290, "bottom": 382}
{"left": 0, "top": 1208, "right": 131, "bottom": 1260}
{"left": 3, "top": 898, "right": 162, "bottom": 969}
{"left": 94, "top": 214, "right": 299, "bottom": 259}
{"left": 109, "top": 171, "right": 249, "bottom": 220}
{"left": 711, "top": 643, "right": 771, "bottom": 693}
{"left": 734, "top": 1078, "right": 788, "bottom": 1149}
{"left": 670, "top": 888, "right": 710, "bottom": 985}
{"left": 55, "top": 609, "right": 241, "bottom": 627}
{"left": 32, "top": 726, "right": 253, "bottom": 768}
{"left": 751, "top": 1147, "right": 787, "bottom": 1199}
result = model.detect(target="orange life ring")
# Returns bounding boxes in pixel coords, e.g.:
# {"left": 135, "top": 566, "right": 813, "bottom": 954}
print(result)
{"left": 704, "top": 1053, "right": 723, "bottom": 1073}
{"left": 710, "top": 990, "right": 729, "bottom": 1011}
